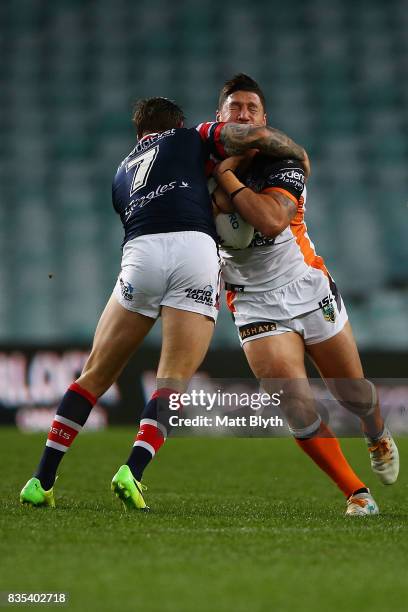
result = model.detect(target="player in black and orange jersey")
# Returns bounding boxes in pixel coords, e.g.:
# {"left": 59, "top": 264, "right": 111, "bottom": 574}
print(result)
{"left": 20, "top": 97, "right": 308, "bottom": 510}
{"left": 212, "top": 74, "right": 399, "bottom": 516}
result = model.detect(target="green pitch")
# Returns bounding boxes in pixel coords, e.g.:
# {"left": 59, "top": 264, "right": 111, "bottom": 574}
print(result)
{"left": 1, "top": 429, "right": 407, "bottom": 612}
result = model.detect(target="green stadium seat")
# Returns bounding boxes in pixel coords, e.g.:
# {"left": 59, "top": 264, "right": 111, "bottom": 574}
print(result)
{"left": 0, "top": 0, "right": 407, "bottom": 346}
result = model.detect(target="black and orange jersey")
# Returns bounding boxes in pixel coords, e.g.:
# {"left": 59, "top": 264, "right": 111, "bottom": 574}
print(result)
{"left": 221, "top": 154, "right": 328, "bottom": 291}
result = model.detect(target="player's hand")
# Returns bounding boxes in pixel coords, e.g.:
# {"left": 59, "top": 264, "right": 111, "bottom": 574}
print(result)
{"left": 212, "top": 186, "right": 234, "bottom": 214}
{"left": 236, "top": 148, "right": 258, "bottom": 174}
{"left": 213, "top": 155, "right": 245, "bottom": 179}
{"left": 214, "top": 150, "right": 258, "bottom": 179}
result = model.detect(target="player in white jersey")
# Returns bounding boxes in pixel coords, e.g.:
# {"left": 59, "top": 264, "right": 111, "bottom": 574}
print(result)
{"left": 212, "top": 74, "right": 399, "bottom": 516}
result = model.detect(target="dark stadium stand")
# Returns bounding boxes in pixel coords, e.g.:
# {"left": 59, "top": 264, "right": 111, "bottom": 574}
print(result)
{"left": 0, "top": 0, "right": 407, "bottom": 347}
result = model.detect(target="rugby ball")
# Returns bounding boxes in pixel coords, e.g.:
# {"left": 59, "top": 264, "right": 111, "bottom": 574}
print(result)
{"left": 215, "top": 212, "right": 254, "bottom": 249}
{"left": 207, "top": 177, "right": 218, "bottom": 195}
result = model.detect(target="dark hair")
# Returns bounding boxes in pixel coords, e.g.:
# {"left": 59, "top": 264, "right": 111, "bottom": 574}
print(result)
{"left": 218, "top": 73, "right": 266, "bottom": 112}
{"left": 132, "top": 97, "right": 185, "bottom": 138}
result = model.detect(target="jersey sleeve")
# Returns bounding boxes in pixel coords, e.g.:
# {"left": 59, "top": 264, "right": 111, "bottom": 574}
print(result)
{"left": 194, "top": 122, "right": 227, "bottom": 159}
{"left": 261, "top": 160, "right": 305, "bottom": 203}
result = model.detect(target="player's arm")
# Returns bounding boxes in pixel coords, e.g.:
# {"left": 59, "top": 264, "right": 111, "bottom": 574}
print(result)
{"left": 213, "top": 157, "right": 300, "bottom": 238}
{"left": 219, "top": 123, "right": 310, "bottom": 178}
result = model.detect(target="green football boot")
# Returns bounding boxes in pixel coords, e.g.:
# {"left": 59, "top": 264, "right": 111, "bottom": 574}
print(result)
{"left": 111, "top": 465, "right": 149, "bottom": 511}
{"left": 20, "top": 478, "right": 56, "bottom": 508}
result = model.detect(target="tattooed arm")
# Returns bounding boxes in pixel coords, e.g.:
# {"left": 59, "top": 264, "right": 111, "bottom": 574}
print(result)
{"left": 213, "top": 155, "right": 300, "bottom": 238}
{"left": 213, "top": 186, "right": 297, "bottom": 237}
{"left": 234, "top": 190, "right": 298, "bottom": 238}
{"left": 214, "top": 186, "right": 297, "bottom": 238}
{"left": 219, "top": 123, "right": 310, "bottom": 177}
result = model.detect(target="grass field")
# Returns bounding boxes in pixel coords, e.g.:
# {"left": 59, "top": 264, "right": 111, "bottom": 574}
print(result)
{"left": 1, "top": 428, "right": 407, "bottom": 612}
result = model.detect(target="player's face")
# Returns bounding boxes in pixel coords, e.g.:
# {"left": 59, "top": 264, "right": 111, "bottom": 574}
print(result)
{"left": 216, "top": 91, "right": 266, "bottom": 125}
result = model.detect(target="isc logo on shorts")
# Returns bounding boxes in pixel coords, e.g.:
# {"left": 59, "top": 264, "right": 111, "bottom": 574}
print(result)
{"left": 318, "top": 295, "right": 336, "bottom": 322}
{"left": 120, "top": 278, "right": 134, "bottom": 301}
{"left": 185, "top": 285, "right": 214, "bottom": 306}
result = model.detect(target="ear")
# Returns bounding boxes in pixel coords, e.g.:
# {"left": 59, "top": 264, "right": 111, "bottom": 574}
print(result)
{"left": 178, "top": 120, "right": 184, "bottom": 128}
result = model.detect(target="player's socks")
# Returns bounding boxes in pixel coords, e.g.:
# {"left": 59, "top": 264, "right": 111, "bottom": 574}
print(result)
{"left": 358, "top": 380, "right": 385, "bottom": 440}
{"left": 34, "top": 382, "right": 96, "bottom": 490}
{"left": 361, "top": 410, "right": 385, "bottom": 441}
{"left": 294, "top": 422, "right": 366, "bottom": 497}
{"left": 126, "top": 388, "right": 174, "bottom": 481}
{"left": 365, "top": 426, "right": 386, "bottom": 443}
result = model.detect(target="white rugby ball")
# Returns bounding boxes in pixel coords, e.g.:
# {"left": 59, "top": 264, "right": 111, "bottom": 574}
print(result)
{"left": 215, "top": 212, "right": 254, "bottom": 249}
{"left": 207, "top": 177, "right": 217, "bottom": 194}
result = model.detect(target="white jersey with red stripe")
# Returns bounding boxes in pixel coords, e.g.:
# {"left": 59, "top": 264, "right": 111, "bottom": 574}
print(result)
{"left": 221, "top": 155, "right": 328, "bottom": 293}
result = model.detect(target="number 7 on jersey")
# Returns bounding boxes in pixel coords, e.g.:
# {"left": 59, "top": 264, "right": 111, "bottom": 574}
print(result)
{"left": 126, "top": 146, "right": 159, "bottom": 197}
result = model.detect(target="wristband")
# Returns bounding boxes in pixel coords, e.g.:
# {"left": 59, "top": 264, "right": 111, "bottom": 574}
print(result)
{"left": 230, "top": 186, "right": 248, "bottom": 201}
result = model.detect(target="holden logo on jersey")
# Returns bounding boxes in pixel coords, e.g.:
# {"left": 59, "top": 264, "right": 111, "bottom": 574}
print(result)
{"left": 185, "top": 285, "right": 214, "bottom": 306}
{"left": 120, "top": 278, "right": 134, "bottom": 301}
{"left": 318, "top": 295, "right": 336, "bottom": 322}
{"left": 132, "top": 128, "right": 176, "bottom": 155}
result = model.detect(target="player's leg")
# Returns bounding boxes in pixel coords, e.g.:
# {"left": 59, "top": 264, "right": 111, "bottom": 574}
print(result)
{"left": 20, "top": 295, "right": 155, "bottom": 506}
{"left": 77, "top": 295, "right": 155, "bottom": 396}
{"left": 306, "top": 320, "right": 399, "bottom": 484}
{"left": 112, "top": 231, "right": 220, "bottom": 509}
{"left": 242, "top": 331, "right": 370, "bottom": 501}
{"left": 122, "top": 306, "right": 215, "bottom": 484}
{"left": 157, "top": 306, "right": 215, "bottom": 380}
{"left": 306, "top": 321, "right": 383, "bottom": 435}
{"left": 244, "top": 331, "right": 318, "bottom": 431}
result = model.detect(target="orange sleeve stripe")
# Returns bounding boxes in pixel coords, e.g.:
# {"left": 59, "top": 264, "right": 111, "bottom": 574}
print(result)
{"left": 261, "top": 187, "right": 299, "bottom": 205}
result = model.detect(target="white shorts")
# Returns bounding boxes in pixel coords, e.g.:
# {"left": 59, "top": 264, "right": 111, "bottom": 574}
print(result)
{"left": 113, "top": 231, "right": 221, "bottom": 321}
{"left": 227, "top": 268, "right": 348, "bottom": 345}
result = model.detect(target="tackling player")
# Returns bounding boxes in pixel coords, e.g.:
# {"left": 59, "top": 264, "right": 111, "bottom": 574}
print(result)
{"left": 20, "top": 97, "right": 308, "bottom": 511}
{"left": 213, "top": 75, "right": 399, "bottom": 516}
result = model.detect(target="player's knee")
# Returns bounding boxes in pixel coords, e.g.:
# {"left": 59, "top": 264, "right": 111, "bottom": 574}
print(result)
{"left": 283, "top": 400, "right": 319, "bottom": 432}
{"left": 332, "top": 379, "right": 377, "bottom": 417}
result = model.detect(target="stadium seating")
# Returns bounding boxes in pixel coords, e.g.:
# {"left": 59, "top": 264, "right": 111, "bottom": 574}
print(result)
{"left": 0, "top": 0, "right": 407, "bottom": 347}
